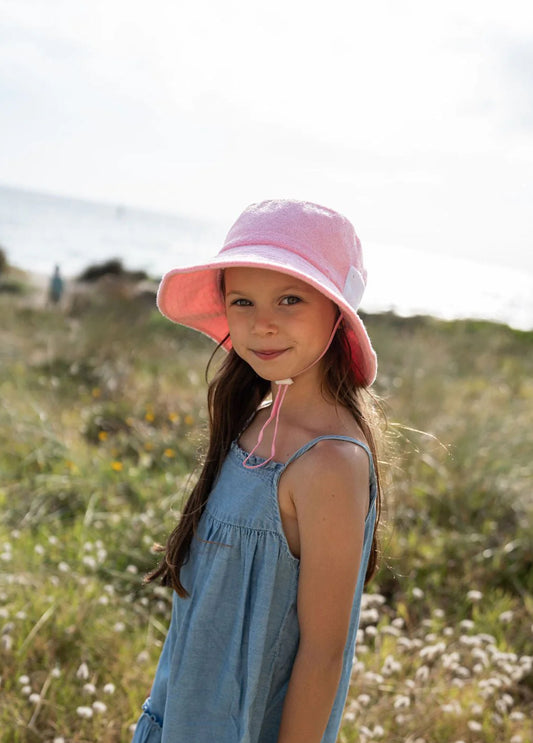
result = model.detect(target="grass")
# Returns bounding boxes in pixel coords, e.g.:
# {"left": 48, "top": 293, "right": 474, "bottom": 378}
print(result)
{"left": 0, "top": 284, "right": 532, "bottom": 742}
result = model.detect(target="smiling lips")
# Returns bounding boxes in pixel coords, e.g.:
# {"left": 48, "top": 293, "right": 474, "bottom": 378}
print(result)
{"left": 252, "top": 348, "right": 288, "bottom": 361}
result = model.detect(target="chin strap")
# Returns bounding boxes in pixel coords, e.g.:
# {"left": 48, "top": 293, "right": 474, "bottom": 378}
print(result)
{"left": 242, "top": 314, "right": 343, "bottom": 469}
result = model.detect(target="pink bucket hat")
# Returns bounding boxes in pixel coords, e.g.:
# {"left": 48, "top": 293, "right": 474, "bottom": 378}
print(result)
{"left": 157, "top": 199, "right": 377, "bottom": 386}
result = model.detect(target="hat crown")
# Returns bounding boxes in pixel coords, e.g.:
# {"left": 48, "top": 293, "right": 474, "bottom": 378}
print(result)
{"left": 221, "top": 199, "right": 367, "bottom": 295}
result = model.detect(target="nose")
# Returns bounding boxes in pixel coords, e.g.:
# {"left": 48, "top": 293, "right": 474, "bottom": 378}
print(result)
{"left": 252, "top": 307, "right": 277, "bottom": 335}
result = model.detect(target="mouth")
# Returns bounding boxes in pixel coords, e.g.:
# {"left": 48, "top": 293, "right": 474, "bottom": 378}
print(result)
{"left": 251, "top": 348, "right": 288, "bottom": 361}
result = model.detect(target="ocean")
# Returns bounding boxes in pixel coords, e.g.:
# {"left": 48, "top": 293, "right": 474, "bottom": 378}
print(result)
{"left": 1, "top": 184, "right": 532, "bottom": 331}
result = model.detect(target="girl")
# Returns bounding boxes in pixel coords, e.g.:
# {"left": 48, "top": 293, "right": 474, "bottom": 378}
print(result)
{"left": 132, "top": 199, "right": 382, "bottom": 743}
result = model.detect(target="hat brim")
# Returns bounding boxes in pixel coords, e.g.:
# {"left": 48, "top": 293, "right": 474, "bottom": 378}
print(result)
{"left": 157, "top": 245, "right": 377, "bottom": 386}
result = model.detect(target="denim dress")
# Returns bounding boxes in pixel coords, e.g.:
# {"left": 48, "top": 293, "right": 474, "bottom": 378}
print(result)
{"left": 132, "top": 435, "right": 377, "bottom": 743}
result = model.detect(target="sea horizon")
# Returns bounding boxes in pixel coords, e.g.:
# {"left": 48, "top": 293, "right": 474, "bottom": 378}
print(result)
{"left": 1, "top": 183, "right": 532, "bottom": 331}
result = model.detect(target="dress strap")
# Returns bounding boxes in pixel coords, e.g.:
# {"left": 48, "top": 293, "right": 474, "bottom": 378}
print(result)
{"left": 282, "top": 435, "right": 375, "bottom": 483}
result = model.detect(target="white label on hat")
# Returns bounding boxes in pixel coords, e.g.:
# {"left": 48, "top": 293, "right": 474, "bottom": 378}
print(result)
{"left": 343, "top": 266, "right": 365, "bottom": 308}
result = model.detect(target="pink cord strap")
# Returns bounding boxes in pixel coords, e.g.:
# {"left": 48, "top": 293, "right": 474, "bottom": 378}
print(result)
{"left": 242, "top": 381, "right": 292, "bottom": 469}
{"left": 241, "top": 314, "right": 343, "bottom": 470}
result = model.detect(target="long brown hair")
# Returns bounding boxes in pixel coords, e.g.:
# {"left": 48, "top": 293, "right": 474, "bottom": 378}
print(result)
{"left": 146, "top": 323, "right": 383, "bottom": 597}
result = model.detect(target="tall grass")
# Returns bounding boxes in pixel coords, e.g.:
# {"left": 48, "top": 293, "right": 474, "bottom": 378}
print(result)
{"left": 0, "top": 290, "right": 531, "bottom": 742}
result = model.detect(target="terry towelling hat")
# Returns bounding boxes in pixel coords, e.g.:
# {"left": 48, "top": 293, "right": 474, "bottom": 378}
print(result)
{"left": 157, "top": 199, "right": 377, "bottom": 386}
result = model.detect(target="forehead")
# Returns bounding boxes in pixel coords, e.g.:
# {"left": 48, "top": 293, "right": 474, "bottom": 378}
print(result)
{"left": 223, "top": 266, "right": 314, "bottom": 293}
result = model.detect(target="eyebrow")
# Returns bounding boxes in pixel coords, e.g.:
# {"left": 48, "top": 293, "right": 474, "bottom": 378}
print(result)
{"left": 225, "top": 284, "right": 309, "bottom": 297}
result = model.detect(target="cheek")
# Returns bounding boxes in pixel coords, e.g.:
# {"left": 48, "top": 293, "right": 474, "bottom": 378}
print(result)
{"left": 226, "top": 313, "right": 245, "bottom": 347}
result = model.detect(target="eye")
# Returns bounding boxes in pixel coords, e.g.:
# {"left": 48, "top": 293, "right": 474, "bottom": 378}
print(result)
{"left": 230, "top": 298, "right": 252, "bottom": 307}
{"left": 280, "top": 295, "right": 302, "bottom": 305}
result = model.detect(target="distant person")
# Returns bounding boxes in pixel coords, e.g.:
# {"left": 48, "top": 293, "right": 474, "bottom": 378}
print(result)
{"left": 48, "top": 265, "right": 64, "bottom": 305}
{"left": 131, "top": 200, "right": 384, "bottom": 743}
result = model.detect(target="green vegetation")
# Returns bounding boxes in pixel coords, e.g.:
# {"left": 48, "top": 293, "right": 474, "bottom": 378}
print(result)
{"left": 0, "top": 286, "right": 531, "bottom": 742}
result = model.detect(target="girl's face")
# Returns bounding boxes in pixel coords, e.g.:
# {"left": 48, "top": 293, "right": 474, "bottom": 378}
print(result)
{"left": 224, "top": 267, "right": 338, "bottom": 383}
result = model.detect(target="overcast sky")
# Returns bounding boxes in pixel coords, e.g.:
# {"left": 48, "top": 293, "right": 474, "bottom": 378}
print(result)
{"left": 1, "top": 0, "right": 532, "bottom": 271}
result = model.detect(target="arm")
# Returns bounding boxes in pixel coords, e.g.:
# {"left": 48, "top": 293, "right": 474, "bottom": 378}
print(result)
{"left": 277, "top": 441, "right": 369, "bottom": 743}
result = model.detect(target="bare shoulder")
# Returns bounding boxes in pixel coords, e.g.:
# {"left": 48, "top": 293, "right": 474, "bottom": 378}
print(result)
{"left": 288, "top": 438, "right": 370, "bottom": 513}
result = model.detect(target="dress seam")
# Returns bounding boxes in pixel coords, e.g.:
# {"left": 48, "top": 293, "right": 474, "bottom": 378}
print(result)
{"left": 204, "top": 507, "right": 296, "bottom": 547}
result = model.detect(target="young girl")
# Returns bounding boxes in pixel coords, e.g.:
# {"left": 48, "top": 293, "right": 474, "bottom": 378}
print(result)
{"left": 132, "top": 199, "right": 382, "bottom": 743}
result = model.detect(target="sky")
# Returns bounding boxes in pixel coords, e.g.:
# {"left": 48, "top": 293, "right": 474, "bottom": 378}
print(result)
{"left": 1, "top": 0, "right": 532, "bottom": 271}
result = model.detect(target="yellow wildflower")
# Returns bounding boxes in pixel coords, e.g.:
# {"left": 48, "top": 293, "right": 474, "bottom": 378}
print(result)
{"left": 145, "top": 412, "right": 155, "bottom": 423}
{"left": 164, "top": 448, "right": 175, "bottom": 458}
{"left": 168, "top": 412, "right": 180, "bottom": 423}
{"left": 110, "top": 461, "right": 123, "bottom": 472}
{"left": 98, "top": 431, "right": 108, "bottom": 441}
{"left": 92, "top": 387, "right": 101, "bottom": 398}
{"left": 184, "top": 414, "right": 194, "bottom": 426}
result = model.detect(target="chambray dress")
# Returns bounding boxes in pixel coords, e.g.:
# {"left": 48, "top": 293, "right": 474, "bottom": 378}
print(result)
{"left": 132, "top": 435, "right": 377, "bottom": 743}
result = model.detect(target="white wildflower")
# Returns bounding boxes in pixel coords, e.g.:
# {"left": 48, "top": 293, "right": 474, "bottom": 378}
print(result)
{"left": 360, "top": 608, "right": 380, "bottom": 625}
{"left": 459, "top": 619, "right": 474, "bottom": 631}
{"left": 381, "top": 654, "right": 401, "bottom": 675}
{"left": 499, "top": 610, "right": 514, "bottom": 623}
{"left": 433, "top": 608, "right": 445, "bottom": 619}
{"left": 381, "top": 625, "right": 401, "bottom": 637}
{"left": 510, "top": 710, "right": 525, "bottom": 721}
{"left": 21, "top": 685, "right": 32, "bottom": 696}
{"left": 357, "top": 693, "right": 371, "bottom": 706}
{"left": 1, "top": 636, "right": 13, "bottom": 651}
{"left": 393, "top": 695, "right": 410, "bottom": 709}
{"left": 18, "top": 675, "right": 30, "bottom": 685}
{"left": 29, "top": 693, "right": 40, "bottom": 704}
{"left": 510, "top": 736, "right": 523, "bottom": 743}
{"left": 467, "top": 589, "right": 483, "bottom": 602}
{"left": 397, "top": 637, "right": 413, "bottom": 650}
{"left": 113, "top": 621, "right": 126, "bottom": 633}
{"left": 419, "top": 642, "right": 445, "bottom": 662}
{"left": 58, "top": 561, "right": 69, "bottom": 573}
{"left": 103, "top": 682, "right": 116, "bottom": 695}
{"left": 92, "top": 700, "right": 107, "bottom": 713}
{"left": 126, "top": 564, "right": 138, "bottom": 574}
{"left": 412, "top": 587, "right": 424, "bottom": 599}
{"left": 83, "top": 682, "right": 96, "bottom": 695}
{"left": 34, "top": 544, "right": 45, "bottom": 556}
{"left": 82, "top": 555, "right": 97, "bottom": 570}
{"left": 76, "top": 662, "right": 90, "bottom": 680}
{"left": 467, "top": 720, "right": 482, "bottom": 731}
{"left": 415, "top": 665, "right": 429, "bottom": 682}
{"left": 76, "top": 706, "right": 93, "bottom": 719}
